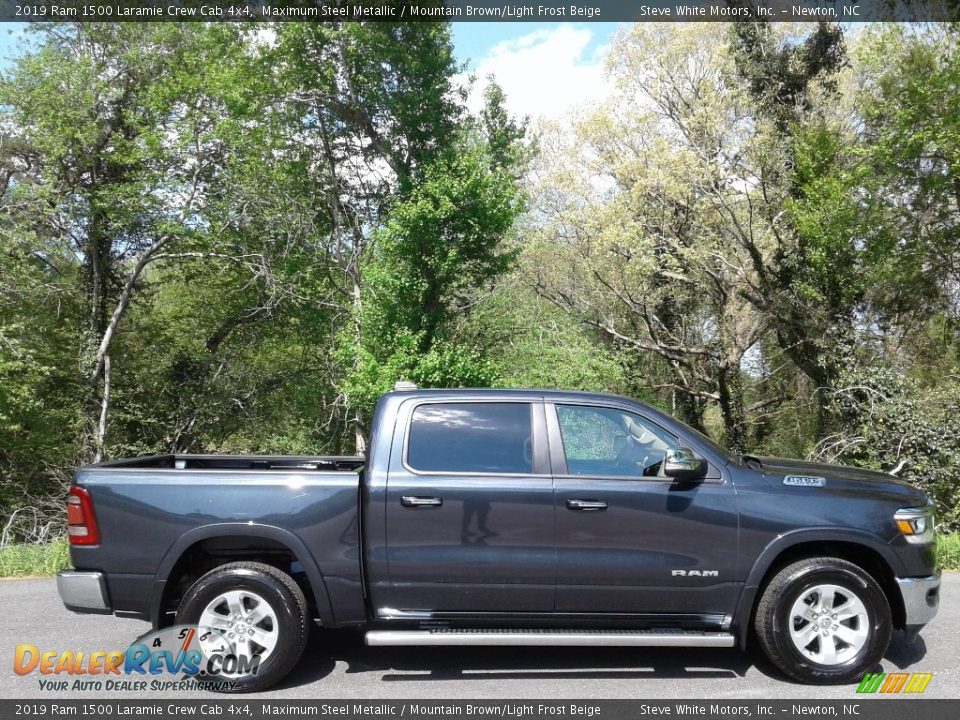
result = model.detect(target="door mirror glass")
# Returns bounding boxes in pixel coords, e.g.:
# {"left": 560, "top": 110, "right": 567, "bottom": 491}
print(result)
{"left": 663, "top": 447, "right": 707, "bottom": 481}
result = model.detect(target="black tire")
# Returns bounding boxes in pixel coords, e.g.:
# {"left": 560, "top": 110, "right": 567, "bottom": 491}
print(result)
{"left": 754, "top": 557, "right": 891, "bottom": 684}
{"left": 176, "top": 561, "right": 309, "bottom": 693}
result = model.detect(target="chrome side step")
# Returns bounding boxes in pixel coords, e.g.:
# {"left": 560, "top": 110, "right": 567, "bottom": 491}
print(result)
{"left": 365, "top": 628, "right": 735, "bottom": 647}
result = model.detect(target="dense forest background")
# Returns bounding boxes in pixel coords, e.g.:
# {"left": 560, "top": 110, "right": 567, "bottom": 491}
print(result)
{"left": 1, "top": 21, "right": 959, "bottom": 545}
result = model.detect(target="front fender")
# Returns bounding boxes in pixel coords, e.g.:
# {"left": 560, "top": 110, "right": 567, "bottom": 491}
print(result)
{"left": 732, "top": 527, "right": 905, "bottom": 648}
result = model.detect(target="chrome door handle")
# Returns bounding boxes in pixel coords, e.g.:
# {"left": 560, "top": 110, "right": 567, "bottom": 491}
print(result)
{"left": 566, "top": 499, "right": 608, "bottom": 511}
{"left": 401, "top": 496, "right": 443, "bottom": 508}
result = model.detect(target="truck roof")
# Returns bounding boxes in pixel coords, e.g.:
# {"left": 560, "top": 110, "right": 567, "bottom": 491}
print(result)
{"left": 384, "top": 387, "right": 640, "bottom": 404}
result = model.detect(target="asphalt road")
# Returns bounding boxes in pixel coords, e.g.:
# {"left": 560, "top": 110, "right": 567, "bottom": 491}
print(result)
{"left": 1, "top": 575, "right": 957, "bottom": 700}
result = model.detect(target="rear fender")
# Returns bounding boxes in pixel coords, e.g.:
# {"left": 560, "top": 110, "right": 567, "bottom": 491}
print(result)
{"left": 151, "top": 523, "right": 334, "bottom": 627}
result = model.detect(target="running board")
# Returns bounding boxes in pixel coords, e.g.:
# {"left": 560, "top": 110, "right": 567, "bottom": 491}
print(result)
{"left": 365, "top": 628, "right": 735, "bottom": 647}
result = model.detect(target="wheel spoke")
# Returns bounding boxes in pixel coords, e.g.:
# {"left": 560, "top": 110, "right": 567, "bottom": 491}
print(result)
{"left": 248, "top": 626, "right": 278, "bottom": 654}
{"left": 834, "top": 623, "right": 868, "bottom": 646}
{"left": 245, "top": 604, "right": 266, "bottom": 626}
{"left": 790, "top": 622, "right": 819, "bottom": 648}
{"left": 818, "top": 635, "right": 839, "bottom": 664}
{"left": 818, "top": 586, "right": 836, "bottom": 612}
{"left": 833, "top": 599, "right": 856, "bottom": 620}
{"left": 226, "top": 593, "right": 244, "bottom": 619}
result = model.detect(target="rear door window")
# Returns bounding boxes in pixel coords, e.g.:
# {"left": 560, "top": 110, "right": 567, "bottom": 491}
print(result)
{"left": 407, "top": 402, "right": 533, "bottom": 474}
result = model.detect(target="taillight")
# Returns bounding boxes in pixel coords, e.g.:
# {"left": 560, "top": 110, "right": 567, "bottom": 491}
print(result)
{"left": 67, "top": 487, "right": 100, "bottom": 545}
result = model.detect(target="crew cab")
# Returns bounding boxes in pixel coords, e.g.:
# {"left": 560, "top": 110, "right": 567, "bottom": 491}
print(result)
{"left": 58, "top": 386, "right": 940, "bottom": 690}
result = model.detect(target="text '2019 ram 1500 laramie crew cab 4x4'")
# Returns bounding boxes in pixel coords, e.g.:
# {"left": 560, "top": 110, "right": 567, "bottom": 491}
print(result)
{"left": 58, "top": 386, "right": 940, "bottom": 691}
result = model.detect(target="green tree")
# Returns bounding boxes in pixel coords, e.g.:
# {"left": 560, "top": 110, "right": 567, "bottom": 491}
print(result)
{"left": 857, "top": 24, "right": 960, "bottom": 327}
{"left": 531, "top": 24, "right": 779, "bottom": 452}
{"left": 263, "top": 22, "right": 470, "bottom": 450}
{"left": 0, "top": 23, "right": 248, "bottom": 461}
{"left": 728, "top": 22, "right": 861, "bottom": 429}
{"left": 344, "top": 84, "right": 527, "bottom": 419}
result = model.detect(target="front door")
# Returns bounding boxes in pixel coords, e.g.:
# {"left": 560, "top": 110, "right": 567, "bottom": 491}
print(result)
{"left": 379, "top": 399, "right": 556, "bottom": 616}
{"left": 549, "top": 402, "right": 739, "bottom": 622}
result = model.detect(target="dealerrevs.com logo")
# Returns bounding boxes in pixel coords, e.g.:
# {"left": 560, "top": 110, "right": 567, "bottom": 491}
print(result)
{"left": 13, "top": 624, "right": 260, "bottom": 692}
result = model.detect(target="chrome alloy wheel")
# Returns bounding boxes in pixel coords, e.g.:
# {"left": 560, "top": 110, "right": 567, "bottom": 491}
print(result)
{"left": 788, "top": 583, "right": 870, "bottom": 666}
{"left": 198, "top": 589, "right": 279, "bottom": 674}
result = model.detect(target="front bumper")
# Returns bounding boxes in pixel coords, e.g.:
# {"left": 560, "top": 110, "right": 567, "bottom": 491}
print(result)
{"left": 57, "top": 571, "right": 111, "bottom": 614}
{"left": 896, "top": 571, "right": 940, "bottom": 627}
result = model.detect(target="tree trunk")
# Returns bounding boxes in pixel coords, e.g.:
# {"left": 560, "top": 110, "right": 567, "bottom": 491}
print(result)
{"left": 717, "top": 358, "right": 747, "bottom": 454}
{"left": 674, "top": 387, "right": 707, "bottom": 434}
{"left": 85, "top": 178, "right": 113, "bottom": 338}
{"left": 85, "top": 199, "right": 113, "bottom": 462}
{"left": 93, "top": 354, "right": 110, "bottom": 463}
{"left": 351, "top": 272, "right": 367, "bottom": 455}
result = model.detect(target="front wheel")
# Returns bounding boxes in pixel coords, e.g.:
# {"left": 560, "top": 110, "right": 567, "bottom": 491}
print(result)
{"left": 754, "top": 557, "right": 892, "bottom": 684}
{"left": 176, "top": 561, "right": 309, "bottom": 692}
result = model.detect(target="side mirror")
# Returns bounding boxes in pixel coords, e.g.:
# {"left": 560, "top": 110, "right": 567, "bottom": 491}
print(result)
{"left": 663, "top": 447, "right": 707, "bottom": 481}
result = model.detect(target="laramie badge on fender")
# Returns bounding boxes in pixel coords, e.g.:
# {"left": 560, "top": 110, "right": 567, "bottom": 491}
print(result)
{"left": 784, "top": 475, "right": 826, "bottom": 487}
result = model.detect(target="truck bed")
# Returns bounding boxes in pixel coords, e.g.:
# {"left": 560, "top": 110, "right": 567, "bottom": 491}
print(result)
{"left": 70, "top": 453, "right": 367, "bottom": 627}
{"left": 92, "top": 453, "right": 365, "bottom": 472}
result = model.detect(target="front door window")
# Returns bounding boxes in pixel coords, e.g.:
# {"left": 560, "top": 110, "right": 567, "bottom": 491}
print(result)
{"left": 556, "top": 404, "right": 677, "bottom": 478}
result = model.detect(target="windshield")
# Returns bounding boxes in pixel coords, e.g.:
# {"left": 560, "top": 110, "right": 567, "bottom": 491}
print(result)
{"left": 680, "top": 422, "right": 732, "bottom": 460}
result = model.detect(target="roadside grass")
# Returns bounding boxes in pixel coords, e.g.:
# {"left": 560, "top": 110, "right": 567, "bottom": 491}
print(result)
{"left": 938, "top": 532, "right": 960, "bottom": 571}
{"left": 1, "top": 534, "right": 959, "bottom": 578}
{"left": 0, "top": 538, "right": 70, "bottom": 577}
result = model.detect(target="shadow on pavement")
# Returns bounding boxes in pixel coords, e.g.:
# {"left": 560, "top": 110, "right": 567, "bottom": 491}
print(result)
{"left": 271, "top": 626, "right": 928, "bottom": 691}
{"left": 106, "top": 623, "right": 925, "bottom": 693}
{"left": 276, "top": 629, "right": 757, "bottom": 690}
{"left": 884, "top": 633, "right": 928, "bottom": 670}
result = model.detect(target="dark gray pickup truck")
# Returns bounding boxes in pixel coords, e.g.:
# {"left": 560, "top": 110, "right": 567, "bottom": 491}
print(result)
{"left": 58, "top": 386, "right": 940, "bottom": 690}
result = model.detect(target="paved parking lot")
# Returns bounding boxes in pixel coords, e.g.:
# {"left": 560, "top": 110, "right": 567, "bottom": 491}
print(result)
{"left": 1, "top": 575, "right": 956, "bottom": 699}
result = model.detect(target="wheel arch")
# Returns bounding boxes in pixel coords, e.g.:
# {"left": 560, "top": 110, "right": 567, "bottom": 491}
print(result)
{"left": 734, "top": 529, "right": 905, "bottom": 649}
{"left": 151, "top": 523, "right": 334, "bottom": 628}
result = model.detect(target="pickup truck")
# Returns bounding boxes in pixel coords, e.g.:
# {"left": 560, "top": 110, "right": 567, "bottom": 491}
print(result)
{"left": 58, "top": 386, "right": 940, "bottom": 691}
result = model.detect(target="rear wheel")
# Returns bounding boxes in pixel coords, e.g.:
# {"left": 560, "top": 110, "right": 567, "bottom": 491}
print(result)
{"left": 754, "top": 557, "right": 891, "bottom": 684}
{"left": 176, "top": 561, "right": 309, "bottom": 692}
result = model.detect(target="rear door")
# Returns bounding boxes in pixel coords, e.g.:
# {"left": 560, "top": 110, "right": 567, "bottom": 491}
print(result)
{"left": 549, "top": 401, "right": 739, "bottom": 622}
{"left": 379, "top": 398, "right": 556, "bottom": 616}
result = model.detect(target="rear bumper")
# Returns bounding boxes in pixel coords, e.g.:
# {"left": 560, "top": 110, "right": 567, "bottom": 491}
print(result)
{"left": 896, "top": 571, "right": 940, "bottom": 627}
{"left": 57, "top": 571, "right": 111, "bottom": 614}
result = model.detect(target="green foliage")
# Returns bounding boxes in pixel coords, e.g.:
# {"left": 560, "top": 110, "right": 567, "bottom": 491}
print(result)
{"left": 342, "top": 331, "right": 498, "bottom": 416}
{"left": 730, "top": 21, "right": 846, "bottom": 131}
{"left": 0, "top": 22, "right": 513, "bottom": 535}
{"left": 463, "top": 277, "right": 629, "bottom": 393}
{"left": 555, "top": 406, "right": 622, "bottom": 461}
{"left": 937, "top": 533, "right": 960, "bottom": 571}
{"left": 856, "top": 25, "right": 960, "bottom": 322}
{"left": 784, "top": 123, "right": 867, "bottom": 310}
{"left": 343, "top": 83, "right": 527, "bottom": 421}
{"left": 0, "top": 227, "right": 86, "bottom": 517}
{"left": 0, "top": 539, "right": 70, "bottom": 577}
{"left": 822, "top": 365, "right": 960, "bottom": 530}
{"left": 272, "top": 21, "right": 463, "bottom": 186}
{"left": 364, "top": 146, "right": 521, "bottom": 350}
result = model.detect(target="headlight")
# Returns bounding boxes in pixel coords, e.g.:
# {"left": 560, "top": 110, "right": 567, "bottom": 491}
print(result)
{"left": 895, "top": 504, "right": 935, "bottom": 544}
